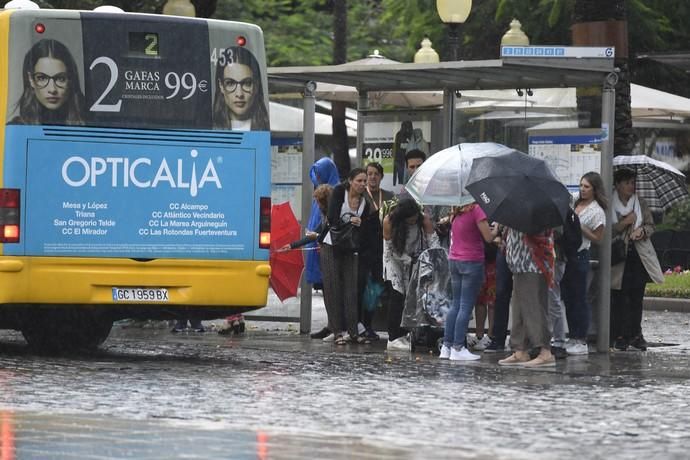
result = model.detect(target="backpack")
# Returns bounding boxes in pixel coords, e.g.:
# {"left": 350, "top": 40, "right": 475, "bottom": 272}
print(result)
{"left": 555, "top": 208, "right": 582, "bottom": 261}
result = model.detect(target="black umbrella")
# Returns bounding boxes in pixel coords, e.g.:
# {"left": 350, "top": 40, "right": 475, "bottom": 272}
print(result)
{"left": 465, "top": 150, "right": 571, "bottom": 234}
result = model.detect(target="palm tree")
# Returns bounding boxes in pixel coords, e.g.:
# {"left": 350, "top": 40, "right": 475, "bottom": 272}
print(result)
{"left": 572, "top": 0, "right": 634, "bottom": 155}
{"left": 331, "top": 0, "right": 351, "bottom": 176}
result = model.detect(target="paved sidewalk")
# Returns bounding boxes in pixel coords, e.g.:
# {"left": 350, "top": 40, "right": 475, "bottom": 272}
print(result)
{"left": 244, "top": 289, "right": 690, "bottom": 348}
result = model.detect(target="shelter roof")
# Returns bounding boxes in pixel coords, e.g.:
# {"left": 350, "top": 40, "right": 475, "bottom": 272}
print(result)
{"left": 637, "top": 51, "right": 690, "bottom": 73}
{"left": 268, "top": 57, "right": 615, "bottom": 94}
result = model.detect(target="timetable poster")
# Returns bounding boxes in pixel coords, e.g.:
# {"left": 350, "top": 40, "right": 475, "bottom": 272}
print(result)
{"left": 528, "top": 129, "right": 604, "bottom": 190}
{"left": 271, "top": 142, "right": 303, "bottom": 221}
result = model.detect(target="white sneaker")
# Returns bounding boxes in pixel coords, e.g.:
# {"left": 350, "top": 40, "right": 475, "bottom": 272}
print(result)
{"left": 465, "top": 333, "right": 478, "bottom": 348}
{"left": 322, "top": 332, "right": 335, "bottom": 342}
{"left": 439, "top": 345, "right": 451, "bottom": 359}
{"left": 474, "top": 335, "right": 492, "bottom": 351}
{"left": 357, "top": 322, "right": 366, "bottom": 335}
{"left": 449, "top": 346, "right": 481, "bottom": 361}
{"left": 566, "top": 340, "right": 588, "bottom": 355}
{"left": 387, "top": 335, "right": 411, "bottom": 351}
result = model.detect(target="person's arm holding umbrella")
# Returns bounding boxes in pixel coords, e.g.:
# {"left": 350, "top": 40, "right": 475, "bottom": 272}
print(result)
{"left": 279, "top": 184, "right": 334, "bottom": 252}
{"left": 477, "top": 218, "right": 499, "bottom": 244}
{"left": 631, "top": 201, "right": 655, "bottom": 242}
{"left": 279, "top": 230, "right": 320, "bottom": 252}
{"left": 612, "top": 211, "right": 636, "bottom": 237}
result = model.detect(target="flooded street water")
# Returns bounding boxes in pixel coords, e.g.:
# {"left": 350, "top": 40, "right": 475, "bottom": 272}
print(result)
{"left": 1, "top": 310, "right": 689, "bottom": 459}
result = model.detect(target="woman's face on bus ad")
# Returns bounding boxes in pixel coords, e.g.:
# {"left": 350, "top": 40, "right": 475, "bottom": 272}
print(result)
{"left": 29, "top": 57, "right": 69, "bottom": 111}
{"left": 220, "top": 63, "right": 256, "bottom": 120}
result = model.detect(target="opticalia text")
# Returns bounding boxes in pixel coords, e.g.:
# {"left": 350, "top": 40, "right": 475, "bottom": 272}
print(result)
{"left": 61, "top": 150, "right": 221, "bottom": 197}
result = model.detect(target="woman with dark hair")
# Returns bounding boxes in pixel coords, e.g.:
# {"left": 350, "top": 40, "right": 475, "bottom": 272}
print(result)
{"left": 320, "top": 168, "right": 378, "bottom": 345}
{"left": 382, "top": 197, "right": 437, "bottom": 350}
{"left": 562, "top": 171, "right": 607, "bottom": 356}
{"left": 213, "top": 46, "right": 269, "bottom": 131}
{"left": 610, "top": 168, "right": 664, "bottom": 351}
{"left": 12, "top": 39, "right": 85, "bottom": 125}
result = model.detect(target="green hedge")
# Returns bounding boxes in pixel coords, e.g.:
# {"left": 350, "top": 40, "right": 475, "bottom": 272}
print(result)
{"left": 646, "top": 272, "right": 690, "bottom": 298}
{"left": 662, "top": 190, "right": 690, "bottom": 231}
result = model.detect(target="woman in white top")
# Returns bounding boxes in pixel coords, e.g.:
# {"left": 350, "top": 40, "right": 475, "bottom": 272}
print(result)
{"left": 561, "top": 172, "right": 607, "bottom": 355}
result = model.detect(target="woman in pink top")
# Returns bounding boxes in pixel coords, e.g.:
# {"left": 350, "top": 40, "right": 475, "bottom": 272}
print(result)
{"left": 440, "top": 204, "right": 497, "bottom": 361}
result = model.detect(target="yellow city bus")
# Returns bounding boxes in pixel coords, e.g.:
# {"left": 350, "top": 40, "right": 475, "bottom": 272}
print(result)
{"left": 0, "top": 8, "right": 272, "bottom": 350}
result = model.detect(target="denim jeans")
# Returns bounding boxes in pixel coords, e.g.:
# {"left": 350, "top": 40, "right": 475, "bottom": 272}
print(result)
{"left": 561, "top": 249, "right": 590, "bottom": 340}
{"left": 444, "top": 260, "right": 485, "bottom": 348}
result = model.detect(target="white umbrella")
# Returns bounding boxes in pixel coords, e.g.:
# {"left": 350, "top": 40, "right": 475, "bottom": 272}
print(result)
{"left": 406, "top": 142, "right": 514, "bottom": 206}
{"left": 613, "top": 155, "right": 688, "bottom": 212}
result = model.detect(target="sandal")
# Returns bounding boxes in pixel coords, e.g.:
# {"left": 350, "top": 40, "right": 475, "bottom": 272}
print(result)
{"left": 498, "top": 353, "right": 529, "bottom": 366}
{"left": 334, "top": 334, "right": 348, "bottom": 345}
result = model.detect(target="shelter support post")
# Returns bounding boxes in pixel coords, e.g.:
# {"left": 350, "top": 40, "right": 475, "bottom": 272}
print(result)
{"left": 355, "top": 90, "right": 369, "bottom": 167}
{"left": 442, "top": 89, "right": 456, "bottom": 148}
{"left": 596, "top": 72, "right": 617, "bottom": 352}
{"left": 299, "top": 81, "right": 317, "bottom": 334}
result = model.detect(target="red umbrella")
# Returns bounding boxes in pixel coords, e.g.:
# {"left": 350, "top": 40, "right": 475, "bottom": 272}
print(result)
{"left": 269, "top": 202, "right": 304, "bottom": 301}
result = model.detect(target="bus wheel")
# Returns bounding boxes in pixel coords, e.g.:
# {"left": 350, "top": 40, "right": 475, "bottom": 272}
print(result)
{"left": 21, "top": 310, "right": 113, "bottom": 352}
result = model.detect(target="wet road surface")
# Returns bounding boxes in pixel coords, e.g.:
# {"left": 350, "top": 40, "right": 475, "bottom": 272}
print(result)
{"left": 0, "top": 310, "right": 689, "bottom": 459}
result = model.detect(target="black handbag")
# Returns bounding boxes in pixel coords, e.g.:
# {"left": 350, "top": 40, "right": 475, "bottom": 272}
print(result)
{"left": 329, "top": 214, "right": 360, "bottom": 251}
{"left": 611, "top": 237, "right": 627, "bottom": 265}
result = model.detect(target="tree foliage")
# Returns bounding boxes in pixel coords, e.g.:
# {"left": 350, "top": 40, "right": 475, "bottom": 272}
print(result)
{"left": 37, "top": 0, "right": 690, "bottom": 96}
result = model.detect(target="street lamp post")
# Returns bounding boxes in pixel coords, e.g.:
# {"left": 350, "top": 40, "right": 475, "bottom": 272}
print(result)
{"left": 436, "top": 0, "right": 472, "bottom": 147}
{"left": 436, "top": 0, "right": 472, "bottom": 61}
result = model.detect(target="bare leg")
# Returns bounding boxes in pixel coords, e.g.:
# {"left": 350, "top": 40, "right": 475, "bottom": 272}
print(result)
{"left": 475, "top": 304, "right": 487, "bottom": 338}
{"left": 487, "top": 303, "right": 495, "bottom": 337}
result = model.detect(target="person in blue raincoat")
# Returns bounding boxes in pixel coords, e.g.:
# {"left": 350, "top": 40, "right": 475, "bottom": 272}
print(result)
{"left": 307, "top": 157, "right": 340, "bottom": 339}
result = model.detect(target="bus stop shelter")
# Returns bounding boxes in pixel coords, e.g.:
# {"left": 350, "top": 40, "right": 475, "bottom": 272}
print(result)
{"left": 267, "top": 54, "right": 618, "bottom": 351}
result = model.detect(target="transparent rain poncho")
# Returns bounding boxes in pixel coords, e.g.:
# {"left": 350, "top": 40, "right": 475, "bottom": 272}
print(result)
{"left": 402, "top": 247, "right": 451, "bottom": 329}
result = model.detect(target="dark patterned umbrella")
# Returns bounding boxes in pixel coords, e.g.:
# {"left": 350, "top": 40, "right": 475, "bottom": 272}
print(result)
{"left": 613, "top": 155, "right": 688, "bottom": 213}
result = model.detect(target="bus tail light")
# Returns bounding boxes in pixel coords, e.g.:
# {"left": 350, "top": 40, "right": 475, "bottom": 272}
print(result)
{"left": 0, "top": 189, "right": 20, "bottom": 243}
{"left": 259, "top": 196, "right": 271, "bottom": 249}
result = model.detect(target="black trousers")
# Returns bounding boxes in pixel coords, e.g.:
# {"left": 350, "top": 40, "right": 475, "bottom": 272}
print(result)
{"left": 610, "top": 246, "right": 649, "bottom": 340}
{"left": 320, "top": 244, "right": 359, "bottom": 337}
{"left": 386, "top": 284, "right": 407, "bottom": 341}
{"left": 492, "top": 251, "right": 513, "bottom": 343}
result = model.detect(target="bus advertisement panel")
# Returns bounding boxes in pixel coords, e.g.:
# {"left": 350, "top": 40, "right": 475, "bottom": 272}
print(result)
{"left": 0, "top": 10, "right": 272, "bottom": 350}
{"left": 5, "top": 10, "right": 269, "bottom": 131}
{"left": 4, "top": 127, "right": 262, "bottom": 260}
